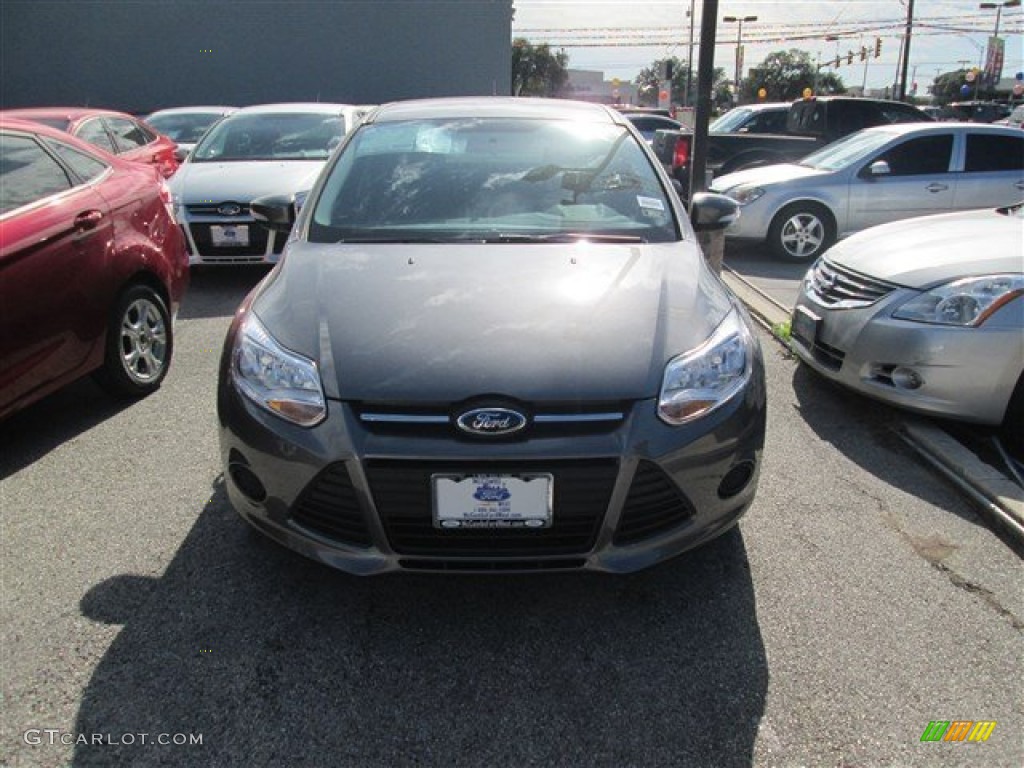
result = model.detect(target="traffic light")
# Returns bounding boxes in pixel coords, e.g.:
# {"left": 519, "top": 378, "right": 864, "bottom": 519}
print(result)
{"left": 874, "top": 37, "right": 882, "bottom": 58}
{"left": 847, "top": 51, "right": 854, "bottom": 65}
{"left": 834, "top": 56, "right": 842, "bottom": 68}
{"left": 860, "top": 47, "right": 867, "bottom": 62}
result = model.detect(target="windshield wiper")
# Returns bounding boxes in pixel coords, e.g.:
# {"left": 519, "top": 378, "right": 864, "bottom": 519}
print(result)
{"left": 480, "top": 232, "right": 646, "bottom": 244}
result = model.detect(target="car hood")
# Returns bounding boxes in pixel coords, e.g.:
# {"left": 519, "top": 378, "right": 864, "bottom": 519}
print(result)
{"left": 825, "top": 206, "right": 1024, "bottom": 288}
{"left": 169, "top": 160, "right": 323, "bottom": 203}
{"left": 251, "top": 241, "right": 734, "bottom": 403}
{"left": 712, "top": 163, "right": 826, "bottom": 192}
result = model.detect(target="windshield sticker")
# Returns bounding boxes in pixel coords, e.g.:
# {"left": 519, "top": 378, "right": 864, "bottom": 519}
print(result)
{"left": 637, "top": 196, "right": 665, "bottom": 212}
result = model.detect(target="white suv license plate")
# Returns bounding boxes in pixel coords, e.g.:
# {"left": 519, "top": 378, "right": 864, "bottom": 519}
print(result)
{"left": 432, "top": 473, "right": 553, "bottom": 530}
{"left": 210, "top": 224, "right": 250, "bottom": 247}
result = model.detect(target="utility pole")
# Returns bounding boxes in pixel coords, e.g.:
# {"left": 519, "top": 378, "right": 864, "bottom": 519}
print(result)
{"left": 898, "top": 0, "right": 915, "bottom": 101}
{"left": 684, "top": 0, "right": 696, "bottom": 108}
{"left": 689, "top": 0, "right": 719, "bottom": 202}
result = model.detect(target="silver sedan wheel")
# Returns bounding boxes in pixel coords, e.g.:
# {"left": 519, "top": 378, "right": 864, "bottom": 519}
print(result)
{"left": 118, "top": 297, "right": 168, "bottom": 385}
{"left": 779, "top": 211, "right": 825, "bottom": 260}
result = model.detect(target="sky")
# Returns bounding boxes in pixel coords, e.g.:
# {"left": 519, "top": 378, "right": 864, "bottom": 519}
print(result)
{"left": 512, "top": 0, "right": 1024, "bottom": 96}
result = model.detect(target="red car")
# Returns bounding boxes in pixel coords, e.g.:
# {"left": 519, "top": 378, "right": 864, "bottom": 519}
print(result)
{"left": 2, "top": 107, "right": 179, "bottom": 178}
{"left": 0, "top": 118, "right": 189, "bottom": 420}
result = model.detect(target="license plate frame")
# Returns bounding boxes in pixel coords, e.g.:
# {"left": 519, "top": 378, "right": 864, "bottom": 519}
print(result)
{"left": 210, "top": 224, "right": 250, "bottom": 247}
{"left": 791, "top": 305, "right": 821, "bottom": 349}
{"left": 432, "top": 473, "right": 553, "bottom": 530}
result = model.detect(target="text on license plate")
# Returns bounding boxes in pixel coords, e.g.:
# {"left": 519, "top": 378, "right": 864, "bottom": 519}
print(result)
{"left": 210, "top": 224, "right": 250, "bottom": 247}
{"left": 432, "top": 474, "right": 553, "bottom": 529}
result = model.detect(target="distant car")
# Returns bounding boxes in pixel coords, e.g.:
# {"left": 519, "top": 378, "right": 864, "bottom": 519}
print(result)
{"left": 169, "top": 103, "right": 371, "bottom": 265}
{"left": 712, "top": 122, "right": 1024, "bottom": 262}
{"left": 217, "top": 96, "right": 765, "bottom": 575}
{"left": 622, "top": 111, "right": 683, "bottom": 143}
{"left": 994, "top": 104, "right": 1024, "bottom": 129}
{"left": 944, "top": 101, "right": 1010, "bottom": 124}
{"left": 144, "top": 106, "right": 236, "bottom": 160}
{"left": 791, "top": 203, "right": 1023, "bottom": 439}
{"left": 0, "top": 118, "right": 189, "bottom": 420}
{"left": 709, "top": 103, "right": 791, "bottom": 134}
{"left": 1, "top": 107, "right": 179, "bottom": 178}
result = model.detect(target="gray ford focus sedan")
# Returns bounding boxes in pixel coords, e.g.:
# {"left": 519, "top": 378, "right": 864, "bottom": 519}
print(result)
{"left": 217, "top": 98, "right": 766, "bottom": 574}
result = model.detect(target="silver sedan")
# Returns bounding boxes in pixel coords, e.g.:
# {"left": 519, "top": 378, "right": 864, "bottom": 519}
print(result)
{"left": 712, "top": 123, "right": 1024, "bottom": 262}
{"left": 791, "top": 204, "right": 1024, "bottom": 432}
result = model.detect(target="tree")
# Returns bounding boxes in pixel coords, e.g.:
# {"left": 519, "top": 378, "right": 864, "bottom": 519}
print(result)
{"left": 635, "top": 57, "right": 731, "bottom": 109}
{"left": 511, "top": 38, "right": 569, "bottom": 97}
{"left": 739, "top": 49, "right": 846, "bottom": 102}
{"left": 929, "top": 69, "right": 997, "bottom": 105}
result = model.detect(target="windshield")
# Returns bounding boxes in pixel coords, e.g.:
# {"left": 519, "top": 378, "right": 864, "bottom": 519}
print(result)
{"left": 798, "top": 129, "right": 895, "bottom": 171}
{"left": 309, "top": 117, "right": 678, "bottom": 243}
{"left": 709, "top": 108, "right": 754, "bottom": 132}
{"left": 192, "top": 112, "right": 344, "bottom": 161}
{"left": 146, "top": 112, "right": 223, "bottom": 143}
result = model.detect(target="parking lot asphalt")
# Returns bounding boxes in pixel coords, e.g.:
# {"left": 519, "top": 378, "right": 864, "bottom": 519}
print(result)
{"left": 719, "top": 244, "right": 1024, "bottom": 547}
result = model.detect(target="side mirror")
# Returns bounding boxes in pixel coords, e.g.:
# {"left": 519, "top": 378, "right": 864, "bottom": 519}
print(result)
{"left": 689, "top": 192, "right": 739, "bottom": 232}
{"left": 173, "top": 146, "right": 188, "bottom": 162}
{"left": 250, "top": 194, "right": 295, "bottom": 232}
{"left": 866, "top": 160, "right": 891, "bottom": 178}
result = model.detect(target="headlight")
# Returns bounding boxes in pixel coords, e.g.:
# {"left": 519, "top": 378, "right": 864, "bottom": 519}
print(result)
{"left": 658, "top": 309, "right": 753, "bottom": 425}
{"left": 724, "top": 184, "right": 765, "bottom": 206}
{"left": 892, "top": 275, "right": 1024, "bottom": 327}
{"left": 231, "top": 313, "right": 326, "bottom": 427}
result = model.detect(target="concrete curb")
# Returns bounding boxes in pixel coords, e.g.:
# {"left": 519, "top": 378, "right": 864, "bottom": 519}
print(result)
{"left": 721, "top": 264, "right": 1024, "bottom": 547}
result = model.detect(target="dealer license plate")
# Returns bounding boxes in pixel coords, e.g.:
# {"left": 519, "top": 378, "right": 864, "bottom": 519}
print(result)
{"left": 432, "top": 474, "right": 553, "bottom": 530}
{"left": 210, "top": 224, "right": 250, "bottom": 247}
{"left": 791, "top": 305, "right": 820, "bottom": 349}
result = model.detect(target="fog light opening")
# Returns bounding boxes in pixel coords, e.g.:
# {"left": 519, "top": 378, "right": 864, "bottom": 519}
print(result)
{"left": 718, "top": 461, "right": 755, "bottom": 499}
{"left": 891, "top": 367, "right": 923, "bottom": 390}
{"left": 229, "top": 462, "right": 267, "bottom": 503}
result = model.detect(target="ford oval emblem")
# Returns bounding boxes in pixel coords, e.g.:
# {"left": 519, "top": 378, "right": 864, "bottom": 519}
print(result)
{"left": 218, "top": 203, "right": 243, "bottom": 216}
{"left": 456, "top": 407, "right": 528, "bottom": 437}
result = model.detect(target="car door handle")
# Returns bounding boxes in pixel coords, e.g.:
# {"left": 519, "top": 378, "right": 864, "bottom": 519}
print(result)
{"left": 74, "top": 210, "right": 104, "bottom": 231}
{"left": 925, "top": 183, "right": 949, "bottom": 193}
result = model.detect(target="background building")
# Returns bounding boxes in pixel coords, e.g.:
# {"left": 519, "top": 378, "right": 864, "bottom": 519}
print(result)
{"left": 1, "top": 0, "right": 514, "bottom": 113}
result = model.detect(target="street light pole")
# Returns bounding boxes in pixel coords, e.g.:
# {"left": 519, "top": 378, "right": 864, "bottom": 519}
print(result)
{"left": 723, "top": 14, "right": 757, "bottom": 104}
{"left": 684, "top": 0, "right": 696, "bottom": 108}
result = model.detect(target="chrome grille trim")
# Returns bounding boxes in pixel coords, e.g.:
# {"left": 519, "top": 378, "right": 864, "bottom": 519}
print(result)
{"left": 359, "top": 413, "right": 450, "bottom": 424}
{"left": 534, "top": 412, "right": 624, "bottom": 423}
{"left": 357, "top": 412, "right": 624, "bottom": 425}
{"left": 807, "top": 258, "right": 899, "bottom": 308}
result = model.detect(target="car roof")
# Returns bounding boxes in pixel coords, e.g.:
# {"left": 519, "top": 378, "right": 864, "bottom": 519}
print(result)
{"left": 737, "top": 102, "right": 790, "bottom": 111}
{"left": 2, "top": 106, "right": 129, "bottom": 121}
{"left": 865, "top": 121, "right": 1023, "bottom": 137}
{"left": 368, "top": 97, "right": 622, "bottom": 125}
{"left": 230, "top": 103, "right": 354, "bottom": 116}
{"left": 0, "top": 116, "right": 120, "bottom": 159}
{"left": 146, "top": 106, "right": 237, "bottom": 117}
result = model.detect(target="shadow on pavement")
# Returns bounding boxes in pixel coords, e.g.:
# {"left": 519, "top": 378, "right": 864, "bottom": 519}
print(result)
{"left": 790, "top": 362, "right": 985, "bottom": 527}
{"left": 177, "top": 266, "right": 272, "bottom": 321}
{"left": 0, "top": 377, "right": 133, "bottom": 481}
{"left": 72, "top": 479, "right": 768, "bottom": 767}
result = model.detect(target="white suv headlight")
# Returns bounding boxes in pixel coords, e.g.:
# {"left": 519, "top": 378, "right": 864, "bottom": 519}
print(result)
{"left": 231, "top": 313, "right": 326, "bottom": 427}
{"left": 658, "top": 309, "right": 754, "bottom": 425}
{"left": 892, "top": 275, "right": 1024, "bottom": 327}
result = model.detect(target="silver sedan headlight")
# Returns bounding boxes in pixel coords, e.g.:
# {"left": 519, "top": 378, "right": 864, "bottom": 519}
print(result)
{"left": 892, "top": 275, "right": 1024, "bottom": 327}
{"left": 658, "top": 309, "right": 753, "bottom": 425}
{"left": 723, "top": 184, "right": 766, "bottom": 206}
{"left": 231, "top": 313, "right": 326, "bottom": 427}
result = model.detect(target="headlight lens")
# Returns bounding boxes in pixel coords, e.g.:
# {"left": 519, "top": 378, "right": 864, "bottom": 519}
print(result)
{"left": 658, "top": 309, "right": 753, "bottom": 425}
{"left": 231, "top": 313, "right": 326, "bottom": 427}
{"left": 892, "top": 275, "right": 1024, "bottom": 327}
{"left": 724, "top": 184, "right": 765, "bottom": 206}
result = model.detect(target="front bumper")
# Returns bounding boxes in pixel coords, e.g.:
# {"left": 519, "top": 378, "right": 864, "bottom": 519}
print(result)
{"left": 217, "top": 370, "right": 766, "bottom": 575}
{"left": 791, "top": 289, "right": 1022, "bottom": 425}
{"left": 177, "top": 208, "right": 288, "bottom": 265}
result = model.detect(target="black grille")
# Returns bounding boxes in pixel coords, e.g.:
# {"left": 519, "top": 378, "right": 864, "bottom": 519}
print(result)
{"left": 399, "top": 558, "right": 586, "bottom": 572}
{"left": 290, "top": 463, "right": 373, "bottom": 548}
{"left": 806, "top": 337, "right": 846, "bottom": 371}
{"left": 186, "top": 203, "right": 251, "bottom": 216}
{"left": 808, "top": 259, "right": 897, "bottom": 307}
{"left": 613, "top": 461, "right": 695, "bottom": 545}
{"left": 366, "top": 459, "right": 618, "bottom": 557}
